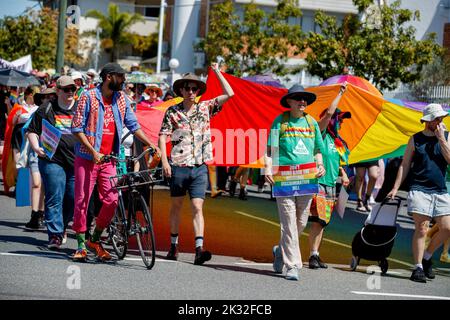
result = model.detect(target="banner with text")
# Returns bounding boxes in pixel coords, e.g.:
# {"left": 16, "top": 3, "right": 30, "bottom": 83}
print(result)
{"left": 272, "top": 163, "right": 319, "bottom": 197}
{"left": 41, "top": 119, "right": 61, "bottom": 159}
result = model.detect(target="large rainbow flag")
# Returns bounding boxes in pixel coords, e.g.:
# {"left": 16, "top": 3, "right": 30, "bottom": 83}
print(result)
{"left": 134, "top": 69, "right": 450, "bottom": 167}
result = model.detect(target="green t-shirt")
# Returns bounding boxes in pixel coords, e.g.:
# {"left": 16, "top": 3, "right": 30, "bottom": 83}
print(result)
{"left": 318, "top": 131, "right": 341, "bottom": 187}
{"left": 267, "top": 113, "right": 324, "bottom": 166}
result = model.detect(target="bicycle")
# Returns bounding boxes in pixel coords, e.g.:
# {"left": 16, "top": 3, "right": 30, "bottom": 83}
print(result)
{"left": 103, "top": 148, "right": 162, "bottom": 269}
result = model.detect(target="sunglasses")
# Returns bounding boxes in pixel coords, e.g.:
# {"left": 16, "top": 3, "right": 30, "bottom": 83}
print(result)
{"left": 291, "top": 96, "right": 307, "bottom": 102}
{"left": 184, "top": 86, "right": 198, "bottom": 93}
{"left": 60, "top": 86, "right": 76, "bottom": 93}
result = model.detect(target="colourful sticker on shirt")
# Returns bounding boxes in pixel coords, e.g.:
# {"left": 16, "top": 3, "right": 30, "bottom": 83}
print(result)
{"left": 54, "top": 115, "right": 73, "bottom": 134}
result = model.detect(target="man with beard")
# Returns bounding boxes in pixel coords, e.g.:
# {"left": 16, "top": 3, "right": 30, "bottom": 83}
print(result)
{"left": 71, "top": 63, "right": 161, "bottom": 261}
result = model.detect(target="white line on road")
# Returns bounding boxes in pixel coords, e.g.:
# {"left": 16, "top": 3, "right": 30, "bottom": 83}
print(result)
{"left": 234, "top": 210, "right": 413, "bottom": 268}
{"left": 351, "top": 291, "right": 450, "bottom": 300}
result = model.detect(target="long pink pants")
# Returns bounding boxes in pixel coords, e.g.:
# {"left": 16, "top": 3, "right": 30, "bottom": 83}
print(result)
{"left": 72, "top": 156, "right": 118, "bottom": 233}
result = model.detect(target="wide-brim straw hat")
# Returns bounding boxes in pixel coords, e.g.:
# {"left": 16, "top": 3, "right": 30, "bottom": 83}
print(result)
{"left": 173, "top": 73, "right": 206, "bottom": 96}
{"left": 144, "top": 84, "right": 163, "bottom": 97}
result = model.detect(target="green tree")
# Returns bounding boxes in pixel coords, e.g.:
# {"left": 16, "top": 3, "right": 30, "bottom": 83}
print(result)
{"left": 302, "top": 0, "right": 442, "bottom": 90}
{"left": 201, "top": 0, "right": 303, "bottom": 76}
{"left": 0, "top": 8, "right": 84, "bottom": 70}
{"left": 84, "top": 4, "right": 145, "bottom": 62}
{"left": 409, "top": 51, "right": 450, "bottom": 102}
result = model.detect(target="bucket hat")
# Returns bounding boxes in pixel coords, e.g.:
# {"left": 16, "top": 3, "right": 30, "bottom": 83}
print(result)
{"left": 280, "top": 84, "right": 316, "bottom": 108}
{"left": 420, "top": 103, "right": 448, "bottom": 123}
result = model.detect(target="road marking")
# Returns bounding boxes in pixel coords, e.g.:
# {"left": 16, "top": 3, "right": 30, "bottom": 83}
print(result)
{"left": 234, "top": 210, "right": 413, "bottom": 268}
{"left": 351, "top": 291, "right": 450, "bottom": 300}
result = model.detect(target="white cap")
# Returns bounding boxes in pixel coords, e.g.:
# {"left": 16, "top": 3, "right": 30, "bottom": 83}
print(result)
{"left": 420, "top": 103, "right": 448, "bottom": 123}
{"left": 87, "top": 68, "right": 97, "bottom": 76}
{"left": 71, "top": 71, "right": 83, "bottom": 81}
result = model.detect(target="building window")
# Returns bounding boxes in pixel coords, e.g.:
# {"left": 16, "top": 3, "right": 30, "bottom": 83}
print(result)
{"left": 145, "top": 7, "right": 159, "bottom": 18}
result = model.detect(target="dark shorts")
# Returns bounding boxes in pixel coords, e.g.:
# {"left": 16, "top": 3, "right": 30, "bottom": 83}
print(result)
{"left": 170, "top": 164, "right": 208, "bottom": 199}
{"left": 351, "top": 160, "right": 379, "bottom": 168}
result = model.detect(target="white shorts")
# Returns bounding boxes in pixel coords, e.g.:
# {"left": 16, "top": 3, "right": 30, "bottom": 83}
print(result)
{"left": 407, "top": 190, "right": 450, "bottom": 218}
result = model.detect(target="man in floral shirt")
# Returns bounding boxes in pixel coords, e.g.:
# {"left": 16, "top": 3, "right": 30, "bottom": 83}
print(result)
{"left": 159, "top": 63, "right": 234, "bottom": 265}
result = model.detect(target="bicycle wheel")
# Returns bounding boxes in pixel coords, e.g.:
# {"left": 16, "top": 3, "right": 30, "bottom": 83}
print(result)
{"left": 132, "top": 194, "right": 156, "bottom": 269}
{"left": 109, "top": 196, "right": 128, "bottom": 260}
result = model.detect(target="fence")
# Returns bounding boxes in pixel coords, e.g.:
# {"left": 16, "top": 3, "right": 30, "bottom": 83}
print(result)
{"left": 383, "top": 85, "right": 450, "bottom": 106}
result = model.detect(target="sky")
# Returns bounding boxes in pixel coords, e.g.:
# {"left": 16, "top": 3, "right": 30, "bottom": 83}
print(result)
{"left": 0, "top": 0, "right": 38, "bottom": 19}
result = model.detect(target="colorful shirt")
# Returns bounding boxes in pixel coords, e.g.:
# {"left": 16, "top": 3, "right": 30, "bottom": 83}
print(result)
{"left": 267, "top": 113, "right": 324, "bottom": 166}
{"left": 71, "top": 85, "right": 140, "bottom": 161}
{"left": 159, "top": 99, "right": 221, "bottom": 167}
{"left": 99, "top": 97, "right": 116, "bottom": 155}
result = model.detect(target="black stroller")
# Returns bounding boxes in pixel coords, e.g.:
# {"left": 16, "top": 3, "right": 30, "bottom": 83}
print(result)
{"left": 350, "top": 197, "right": 401, "bottom": 274}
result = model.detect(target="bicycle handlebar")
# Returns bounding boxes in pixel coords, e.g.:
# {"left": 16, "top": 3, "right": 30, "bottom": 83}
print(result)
{"left": 101, "top": 147, "right": 155, "bottom": 164}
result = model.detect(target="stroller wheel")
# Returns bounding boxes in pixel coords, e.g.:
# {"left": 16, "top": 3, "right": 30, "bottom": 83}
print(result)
{"left": 379, "top": 259, "right": 388, "bottom": 275}
{"left": 350, "top": 256, "right": 359, "bottom": 271}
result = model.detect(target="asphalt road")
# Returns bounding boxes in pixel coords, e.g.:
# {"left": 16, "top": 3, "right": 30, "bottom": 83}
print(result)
{"left": 1, "top": 183, "right": 449, "bottom": 302}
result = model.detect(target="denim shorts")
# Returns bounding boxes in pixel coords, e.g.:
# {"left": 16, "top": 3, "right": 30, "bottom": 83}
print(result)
{"left": 29, "top": 152, "right": 39, "bottom": 173}
{"left": 170, "top": 164, "right": 208, "bottom": 199}
{"left": 407, "top": 190, "right": 450, "bottom": 218}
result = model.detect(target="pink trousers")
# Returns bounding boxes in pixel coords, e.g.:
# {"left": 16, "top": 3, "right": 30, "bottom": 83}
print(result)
{"left": 72, "top": 156, "right": 118, "bottom": 233}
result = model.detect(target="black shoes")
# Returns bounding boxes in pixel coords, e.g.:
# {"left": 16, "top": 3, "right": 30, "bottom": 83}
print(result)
{"left": 422, "top": 258, "right": 435, "bottom": 279}
{"left": 229, "top": 180, "right": 237, "bottom": 197}
{"left": 239, "top": 188, "right": 247, "bottom": 201}
{"left": 194, "top": 246, "right": 212, "bottom": 265}
{"left": 410, "top": 267, "right": 427, "bottom": 283}
{"left": 309, "top": 255, "right": 328, "bottom": 269}
{"left": 25, "top": 210, "right": 45, "bottom": 231}
{"left": 166, "top": 244, "right": 179, "bottom": 261}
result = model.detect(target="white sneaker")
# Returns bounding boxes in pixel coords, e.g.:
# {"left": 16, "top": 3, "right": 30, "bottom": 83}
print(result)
{"left": 62, "top": 231, "right": 67, "bottom": 245}
{"left": 286, "top": 267, "right": 299, "bottom": 281}
{"left": 272, "top": 245, "right": 283, "bottom": 274}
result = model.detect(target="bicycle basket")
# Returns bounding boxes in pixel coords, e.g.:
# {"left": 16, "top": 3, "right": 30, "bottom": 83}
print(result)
{"left": 109, "top": 168, "right": 163, "bottom": 190}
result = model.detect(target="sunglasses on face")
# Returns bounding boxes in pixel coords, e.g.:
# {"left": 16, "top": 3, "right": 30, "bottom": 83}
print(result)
{"left": 60, "top": 86, "right": 76, "bottom": 93}
{"left": 291, "top": 96, "right": 307, "bottom": 102}
{"left": 183, "top": 86, "right": 198, "bottom": 93}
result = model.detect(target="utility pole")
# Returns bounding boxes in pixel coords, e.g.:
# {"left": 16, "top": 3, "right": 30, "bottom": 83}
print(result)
{"left": 94, "top": 27, "right": 101, "bottom": 72}
{"left": 55, "top": 0, "right": 68, "bottom": 74}
{"left": 156, "top": 0, "right": 167, "bottom": 74}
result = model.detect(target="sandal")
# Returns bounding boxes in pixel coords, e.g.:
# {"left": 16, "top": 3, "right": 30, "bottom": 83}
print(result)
{"left": 356, "top": 199, "right": 367, "bottom": 212}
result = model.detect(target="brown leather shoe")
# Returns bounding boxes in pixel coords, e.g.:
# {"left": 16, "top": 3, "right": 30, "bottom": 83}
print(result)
{"left": 166, "top": 244, "right": 179, "bottom": 260}
{"left": 194, "top": 246, "right": 211, "bottom": 265}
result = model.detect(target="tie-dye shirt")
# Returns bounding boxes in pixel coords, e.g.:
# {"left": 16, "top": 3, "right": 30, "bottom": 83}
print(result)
{"left": 27, "top": 101, "right": 77, "bottom": 169}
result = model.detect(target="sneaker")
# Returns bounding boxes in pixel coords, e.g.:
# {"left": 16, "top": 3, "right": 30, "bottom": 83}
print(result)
{"left": 86, "top": 240, "right": 112, "bottom": 261}
{"left": 62, "top": 231, "right": 68, "bottom": 245}
{"left": 239, "top": 188, "right": 248, "bottom": 201}
{"left": 286, "top": 266, "right": 299, "bottom": 281}
{"left": 166, "top": 244, "right": 179, "bottom": 261}
{"left": 422, "top": 258, "right": 435, "bottom": 279}
{"left": 309, "top": 254, "right": 328, "bottom": 269}
{"left": 211, "top": 189, "right": 224, "bottom": 199}
{"left": 194, "top": 246, "right": 212, "bottom": 265}
{"left": 272, "top": 245, "right": 283, "bottom": 274}
{"left": 72, "top": 248, "right": 87, "bottom": 262}
{"left": 440, "top": 253, "right": 450, "bottom": 263}
{"left": 25, "top": 211, "right": 44, "bottom": 231}
{"left": 410, "top": 267, "right": 427, "bottom": 283}
{"left": 48, "top": 236, "right": 61, "bottom": 250}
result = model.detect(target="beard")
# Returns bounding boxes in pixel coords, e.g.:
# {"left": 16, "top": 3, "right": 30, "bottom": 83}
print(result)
{"left": 108, "top": 80, "right": 123, "bottom": 92}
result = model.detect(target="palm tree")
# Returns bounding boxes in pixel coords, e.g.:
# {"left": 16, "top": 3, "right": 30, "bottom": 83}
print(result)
{"left": 85, "top": 4, "right": 144, "bottom": 62}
